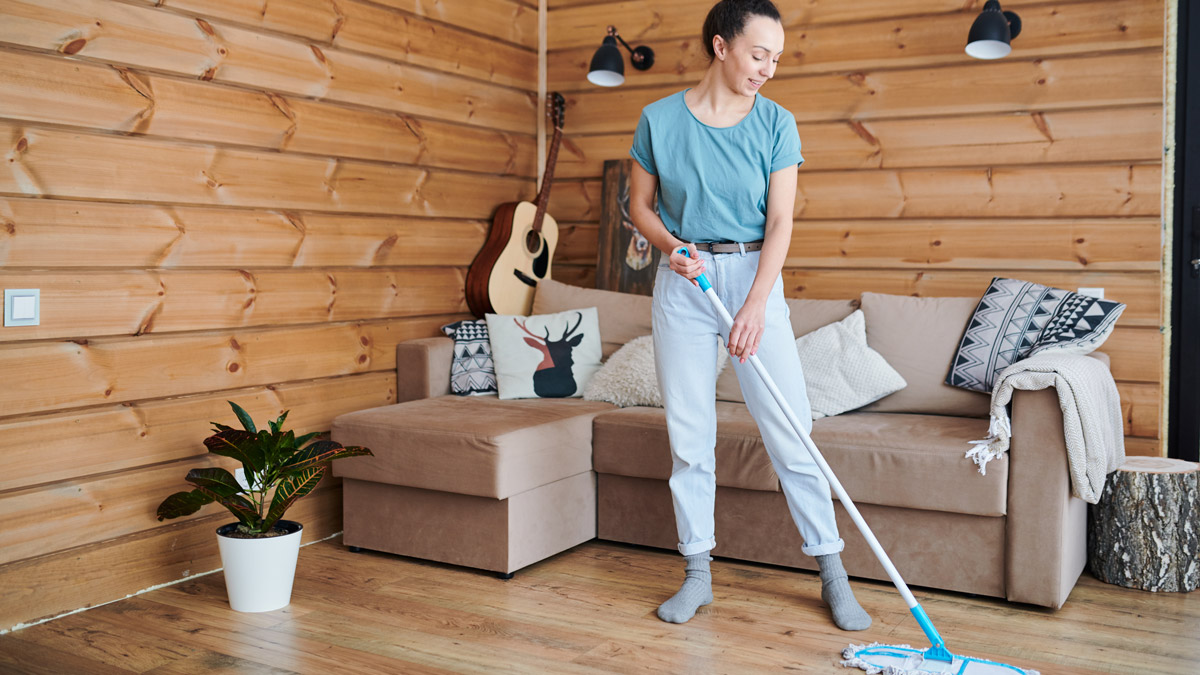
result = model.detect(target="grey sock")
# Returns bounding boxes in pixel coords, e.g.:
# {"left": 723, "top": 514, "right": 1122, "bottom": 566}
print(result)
{"left": 657, "top": 552, "right": 713, "bottom": 623}
{"left": 817, "top": 553, "right": 872, "bottom": 631}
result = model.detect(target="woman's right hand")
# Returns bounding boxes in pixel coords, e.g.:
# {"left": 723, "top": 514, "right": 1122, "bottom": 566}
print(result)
{"left": 667, "top": 243, "right": 705, "bottom": 287}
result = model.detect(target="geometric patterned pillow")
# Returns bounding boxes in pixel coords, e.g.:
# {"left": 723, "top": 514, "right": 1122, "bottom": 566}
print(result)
{"left": 945, "top": 277, "right": 1125, "bottom": 393}
{"left": 440, "top": 319, "right": 497, "bottom": 396}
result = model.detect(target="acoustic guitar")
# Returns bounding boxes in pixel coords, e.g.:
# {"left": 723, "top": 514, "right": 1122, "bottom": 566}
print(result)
{"left": 466, "top": 92, "right": 566, "bottom": 317}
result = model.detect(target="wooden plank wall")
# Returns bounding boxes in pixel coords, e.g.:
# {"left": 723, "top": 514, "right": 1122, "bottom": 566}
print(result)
{"left": 0, "top": 0, "right": 538, "bottom": 630}
{"left": 547, "top": 0, "right": 1166, "bottom": 456}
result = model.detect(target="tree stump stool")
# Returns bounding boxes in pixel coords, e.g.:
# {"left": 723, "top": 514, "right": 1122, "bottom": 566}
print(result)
{"left": 1088, "top": 456, "right": 1199, "bottom": 592}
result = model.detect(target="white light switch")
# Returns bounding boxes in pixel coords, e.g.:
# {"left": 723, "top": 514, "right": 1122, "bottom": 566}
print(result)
{"left": 11, "top": 295, "right": 35, "bottom": 320}
{"left": 1077, "top": 287, "right": 1105, "bottom": 299}
{"left": 4, "top": 289, "right": 39, "bottom": 327}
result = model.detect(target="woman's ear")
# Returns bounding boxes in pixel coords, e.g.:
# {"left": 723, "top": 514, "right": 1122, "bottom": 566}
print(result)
{"left": 712, "top": 34, "right": 727, "bottom": 61}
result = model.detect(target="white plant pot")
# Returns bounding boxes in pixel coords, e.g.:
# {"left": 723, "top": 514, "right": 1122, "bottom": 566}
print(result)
{"left": 215, "top": 520, "right": 303, "bottom": 612}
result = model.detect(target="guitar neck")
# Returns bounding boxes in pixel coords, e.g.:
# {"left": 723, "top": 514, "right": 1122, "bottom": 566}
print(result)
{"left": 532, "top": 124, "right": 563, "bottom": 233}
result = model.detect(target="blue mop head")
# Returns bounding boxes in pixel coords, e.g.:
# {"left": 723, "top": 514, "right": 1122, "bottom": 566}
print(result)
{"left": 842, "top": 642, "right": 1040, "bottom": 675}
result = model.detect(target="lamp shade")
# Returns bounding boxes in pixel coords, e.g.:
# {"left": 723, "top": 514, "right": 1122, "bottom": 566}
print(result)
{"left": 588, "top": 36, "right": 625, "bottom": 87}
{"left": 965, "top": 0, "right": 1022, "bottom": 60}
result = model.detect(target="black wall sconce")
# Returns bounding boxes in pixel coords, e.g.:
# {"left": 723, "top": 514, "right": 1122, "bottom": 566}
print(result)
{"left": 587, "top": 26, "right": 654, "bottom": 87}
{"left": 966, "top": 0, "right": 1022, "bottom": 60}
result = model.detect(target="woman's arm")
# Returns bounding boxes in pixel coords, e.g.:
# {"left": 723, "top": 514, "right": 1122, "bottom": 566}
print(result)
{"left": 629, "top": 162, "right": 705, "bottom": 284}
{"left": 726, "top": 163, "right": 798, "bottom": 362}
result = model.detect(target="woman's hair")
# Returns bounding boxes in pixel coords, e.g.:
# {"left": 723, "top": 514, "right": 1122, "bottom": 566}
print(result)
{"left": 701, "top": 0, "right": 782, "bottom": 61}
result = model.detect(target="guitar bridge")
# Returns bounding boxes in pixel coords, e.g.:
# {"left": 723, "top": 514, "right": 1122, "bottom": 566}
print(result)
{"left": 513, "top": 269, "right": 539, "bottom": 288}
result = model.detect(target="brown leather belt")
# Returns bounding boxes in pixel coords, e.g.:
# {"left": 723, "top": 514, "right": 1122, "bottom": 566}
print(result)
{"left": 691, "top": 241, "right": 764, "bottom": 253}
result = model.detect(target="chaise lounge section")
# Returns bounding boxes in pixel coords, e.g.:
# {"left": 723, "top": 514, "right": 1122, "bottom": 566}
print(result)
{"left": 333, "top": 393, "right": 608, "bottom": 576}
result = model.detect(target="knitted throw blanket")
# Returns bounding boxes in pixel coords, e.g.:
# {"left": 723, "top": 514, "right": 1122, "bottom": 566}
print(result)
{"left": 966, "top": 352, "right": 1125, "bottom": 504}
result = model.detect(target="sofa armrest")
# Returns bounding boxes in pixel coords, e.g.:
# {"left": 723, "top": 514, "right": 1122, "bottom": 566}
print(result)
{"left": 1004, "top": 351, "right": 1110, "bottom": 608}
{"left": 397, "top": 337, "right": 453, "bottom": 403}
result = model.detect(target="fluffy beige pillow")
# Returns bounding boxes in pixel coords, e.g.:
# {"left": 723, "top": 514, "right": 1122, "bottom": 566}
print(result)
{"left": 583, "top": 335, "right": 728, "bottom": 408}
{"left": 797, "top": 310, "right": 907, "bottom": 418}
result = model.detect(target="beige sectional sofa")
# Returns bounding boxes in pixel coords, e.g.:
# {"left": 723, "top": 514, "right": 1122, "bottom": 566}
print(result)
{"left": 332, "top": 280, "right": 1114, "bottom": 609}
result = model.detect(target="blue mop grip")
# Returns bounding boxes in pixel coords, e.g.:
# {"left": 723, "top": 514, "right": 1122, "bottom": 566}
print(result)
{"left": 675, "top": 247, "right": 713, "bottom": 291}
{"left": 910, "top": 604, "right": 953, "bottom": 662}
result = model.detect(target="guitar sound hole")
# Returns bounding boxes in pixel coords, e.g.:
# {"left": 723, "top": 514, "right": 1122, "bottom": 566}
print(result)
{"left": 525, "top": 230, "right": 542, "bottom": 255}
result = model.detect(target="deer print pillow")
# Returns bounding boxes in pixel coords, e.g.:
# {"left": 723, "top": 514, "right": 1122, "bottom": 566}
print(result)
{"left": 485, "top": 307, "right": 603, "bottom": 400}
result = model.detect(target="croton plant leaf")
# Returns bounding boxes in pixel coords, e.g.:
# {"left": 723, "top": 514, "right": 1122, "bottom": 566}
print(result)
{"left": 156, "top": 489, "right": 215, "bottom": 521}
{"left": 262, "top": 467, "right": 325, "bottom": 532}
{"left": 184, "top": 467, "right": 243, "bottom": 496}
{"left": 194, "top": 485, "right": 260, "bottom": 529}
{"left": 280, "top": 440, "right": 372, "bottom": 474}
{"left": 204, "top": 429, "right": 265, "bottom": 476}
{"left": 230, "top": 401, "right": 258, "bottom": 434}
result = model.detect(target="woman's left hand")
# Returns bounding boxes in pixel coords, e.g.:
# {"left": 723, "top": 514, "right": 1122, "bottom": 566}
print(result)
{"left": 728, "top": 298, "right": 766, "bottom": 363}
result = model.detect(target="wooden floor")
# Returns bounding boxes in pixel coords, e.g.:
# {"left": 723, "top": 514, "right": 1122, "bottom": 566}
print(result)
{"left": 1, "top": 538, "right": 1197, "bottom": 674}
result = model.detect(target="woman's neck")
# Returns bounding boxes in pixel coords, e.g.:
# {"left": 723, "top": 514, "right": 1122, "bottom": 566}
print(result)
{"left": 686, "top": 68, "right": 755, "bottom": 127}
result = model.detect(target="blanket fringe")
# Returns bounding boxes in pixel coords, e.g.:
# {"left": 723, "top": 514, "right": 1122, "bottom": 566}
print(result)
{"left": 965, "top": 413, "right": 1011, "bottom": 476}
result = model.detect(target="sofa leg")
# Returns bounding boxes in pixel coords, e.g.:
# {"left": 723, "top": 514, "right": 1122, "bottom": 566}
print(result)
{"left": 348, "top": 545, "right": 363, "bottom": 553}
{"left": 496, "top": 571, "right": 514, "bottom": 580}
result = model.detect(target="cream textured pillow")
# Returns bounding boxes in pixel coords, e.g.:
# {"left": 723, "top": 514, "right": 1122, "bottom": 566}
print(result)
{"left": 798, "top": 310, "right": 907, "bottom": 419}
{"left": 583, "top": 335, "right": 728, "bottom": 408}
{"left": 717, "top": 298, "right": 858, "bottom": 403}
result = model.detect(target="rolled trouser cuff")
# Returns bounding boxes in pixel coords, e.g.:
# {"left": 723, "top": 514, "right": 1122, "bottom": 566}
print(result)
{"left": 678, "top": 538, "right": 716, "bottom": 557}
{"left": 802, "top": 538, "right": 845, "bottom": 557}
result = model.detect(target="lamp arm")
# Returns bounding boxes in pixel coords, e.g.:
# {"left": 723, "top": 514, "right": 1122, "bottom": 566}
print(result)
{"left": 605, "top": 25, "right": 635, "bottom": 55}
{"left": 601, "top": 25, "right": 653, "bottom": 70}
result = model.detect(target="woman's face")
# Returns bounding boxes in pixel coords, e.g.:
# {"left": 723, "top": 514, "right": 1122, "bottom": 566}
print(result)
{"left": 715, "top": 15, "right": 784, "bottom": 97}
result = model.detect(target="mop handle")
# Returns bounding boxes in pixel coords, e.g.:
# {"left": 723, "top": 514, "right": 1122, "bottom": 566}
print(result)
{"left": 675, "top": 248, "right": 948, "bottom": 654}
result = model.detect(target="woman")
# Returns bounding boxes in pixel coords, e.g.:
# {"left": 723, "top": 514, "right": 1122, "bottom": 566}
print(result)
{"left": 628, "top": 0, "right": 871, "bottom": 630}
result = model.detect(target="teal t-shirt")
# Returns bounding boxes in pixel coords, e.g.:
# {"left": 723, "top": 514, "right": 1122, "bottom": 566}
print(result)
{"left": 629, "top": 90, "right": 803, "bottom": 244}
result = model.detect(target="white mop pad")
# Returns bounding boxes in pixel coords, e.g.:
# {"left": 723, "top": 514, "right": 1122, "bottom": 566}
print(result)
{"left": 842, "top": 643, "right": 1040, "bottom": 675}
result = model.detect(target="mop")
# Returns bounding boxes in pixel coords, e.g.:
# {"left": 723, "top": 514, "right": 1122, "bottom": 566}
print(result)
{"left": 677, "top": 249, "right": 1038, "bottom": 675}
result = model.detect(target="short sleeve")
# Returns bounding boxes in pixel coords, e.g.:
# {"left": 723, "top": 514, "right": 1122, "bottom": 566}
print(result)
{"left": 771, "top": 109, "right": 803, "bottom": 173}
{"left": 630, "top": 112, "right": 658, "bottom": 176}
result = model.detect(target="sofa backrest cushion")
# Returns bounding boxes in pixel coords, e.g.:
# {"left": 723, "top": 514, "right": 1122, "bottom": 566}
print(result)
{"left": 716, "top": 298, "right": 858, "bottom": 402}
{"left": 858, "top": 292, "right": 990, "bottom": 418}
{"left": 532, "top": 279, "right": 652, "bottom": 360}
{"left": 785, "top": 297, "right": 861, "bottom": 336}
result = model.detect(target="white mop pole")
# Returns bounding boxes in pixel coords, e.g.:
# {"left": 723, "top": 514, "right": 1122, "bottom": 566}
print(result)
{"left": 683, "top": 253, "right": 950, "bottom": 659}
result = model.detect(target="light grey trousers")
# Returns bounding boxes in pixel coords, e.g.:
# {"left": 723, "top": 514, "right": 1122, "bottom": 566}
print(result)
{"left": 651, "top": 248, "right": 844, "bottom": 557}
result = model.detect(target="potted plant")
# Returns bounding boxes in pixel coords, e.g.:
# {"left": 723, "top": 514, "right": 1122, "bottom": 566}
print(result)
{"left": 157, "top": 401, "right": 372, "bottom": 612}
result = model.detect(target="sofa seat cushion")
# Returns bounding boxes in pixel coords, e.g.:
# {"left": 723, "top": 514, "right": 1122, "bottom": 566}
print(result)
{"left": 813, "top": 411, "right": 1005, "bottom": 516}
{"left": 332, "top": 396, "right": 614, "bottom": 500}
{"left": 593, "top": 403, "right": 783, "bottom": 492}
{"left": 593, "top": 402, "right": 1006, "bottom": 516}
